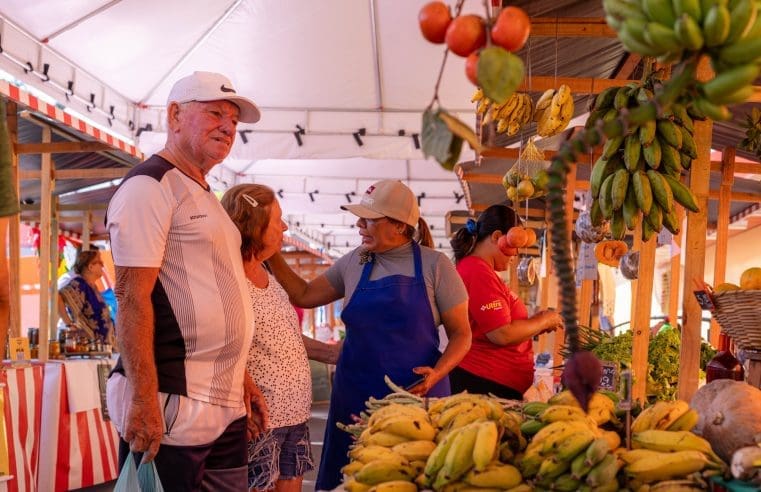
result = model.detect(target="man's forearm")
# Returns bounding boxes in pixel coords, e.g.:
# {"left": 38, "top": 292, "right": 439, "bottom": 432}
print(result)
{"left": 117, "top": 300, "right": 159, "bottom": 400}
{"left": 302, "top": 335, "right": 340, "bottom": 364}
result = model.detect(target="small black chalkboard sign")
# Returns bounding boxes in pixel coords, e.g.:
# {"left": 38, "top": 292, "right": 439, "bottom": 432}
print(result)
{"left": 599, "top": 361, "right": 618, "bottom": 391}
{"left": 693, "top": 290, "right": 716, "bottom": 311}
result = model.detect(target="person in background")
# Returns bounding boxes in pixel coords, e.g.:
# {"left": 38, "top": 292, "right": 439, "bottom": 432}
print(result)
{"left": 450, "top": 204, "right": 563, "bottom": 400}
{"left": 57, "top": 248, "right": 115, "bottom": 346}
{"left": 0, "top": 98, "right": 19, "bottom": 356}
{"left": 267, "top": 179, "right": 472, "bottom": 491}
{"left": 221, "top": 183, "right": 341, "bottom": 492}
{"left": 105, "top": 71, "right": 267, "bottom": 491}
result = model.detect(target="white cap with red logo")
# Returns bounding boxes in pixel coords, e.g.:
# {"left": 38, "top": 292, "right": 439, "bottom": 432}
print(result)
{"left": 341, "top": 180, "right": 420, "bottom": 227}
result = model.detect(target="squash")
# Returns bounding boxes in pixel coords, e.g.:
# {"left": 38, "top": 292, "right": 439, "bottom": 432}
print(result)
{"left": 691, "top": 380, "right": 761, "bottom": 463}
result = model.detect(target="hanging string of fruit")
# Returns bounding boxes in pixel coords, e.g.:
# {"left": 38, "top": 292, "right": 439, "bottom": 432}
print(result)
{"left": 418, "top": 1, "right": 531, "bottom": 169}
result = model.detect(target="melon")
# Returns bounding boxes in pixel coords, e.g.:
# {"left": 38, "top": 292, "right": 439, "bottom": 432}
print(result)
{"left": 740, "top": 267, "right": 761, "bottom": 290}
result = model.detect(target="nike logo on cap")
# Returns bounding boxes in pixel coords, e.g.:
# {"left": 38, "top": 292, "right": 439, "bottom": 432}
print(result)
{"left": 220, "top": 85, "right": 236, "bottom": 93}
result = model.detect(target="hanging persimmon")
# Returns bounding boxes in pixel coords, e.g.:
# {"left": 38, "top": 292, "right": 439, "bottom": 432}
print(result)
{"left": 465, "top": 51, "right": 480, "bottom": 85}
{"left": 491, "top": 6, "right": 531, "bottom": 53}
{"left": 445, "top": 14, "right": 486, "bottom": 57}
{"left": 418, "top": 2, "right": 452, "bottom": 44}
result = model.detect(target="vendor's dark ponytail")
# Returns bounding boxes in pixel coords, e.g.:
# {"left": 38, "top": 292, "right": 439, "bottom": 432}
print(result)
{"left": 450, "top": 204, "right": 521, "bottom": 262}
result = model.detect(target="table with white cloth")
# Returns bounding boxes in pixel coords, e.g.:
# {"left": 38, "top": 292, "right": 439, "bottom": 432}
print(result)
{"left": 1, "top": 358, "right": 119, "bottom": 492}
{"left": 37, "top": 358, "right": 119, "bottom": 492}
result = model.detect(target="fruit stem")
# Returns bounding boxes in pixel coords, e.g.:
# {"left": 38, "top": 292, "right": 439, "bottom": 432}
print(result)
{"left": 426, "top": 0, "right": 468, "bottom": 111}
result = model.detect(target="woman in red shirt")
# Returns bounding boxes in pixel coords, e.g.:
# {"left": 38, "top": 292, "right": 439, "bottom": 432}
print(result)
{"left": 449, "top": 204, "right": 563, "bottom": 399}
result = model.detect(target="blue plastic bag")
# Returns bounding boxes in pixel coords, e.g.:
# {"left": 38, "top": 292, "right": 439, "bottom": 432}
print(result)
{"left": 114, "top": 455, "right": 164, "bottom": 492}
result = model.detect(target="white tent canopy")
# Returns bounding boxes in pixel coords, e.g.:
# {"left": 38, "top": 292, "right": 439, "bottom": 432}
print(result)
{"left": 0, "top": 0, "right": 487, "bottom": 256}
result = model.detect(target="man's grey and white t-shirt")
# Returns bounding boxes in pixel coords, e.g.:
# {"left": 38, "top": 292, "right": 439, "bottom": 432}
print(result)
{"left": 105, "top": 155, "right": 254, "bottom": 445}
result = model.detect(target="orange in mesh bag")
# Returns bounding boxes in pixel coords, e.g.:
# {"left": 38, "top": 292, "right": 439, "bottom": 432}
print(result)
{"left": 501, "top": 138, "right": 550, "bottom": 202}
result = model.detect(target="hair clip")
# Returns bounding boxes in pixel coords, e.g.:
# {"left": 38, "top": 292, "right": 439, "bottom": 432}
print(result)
{"left": 242, "top": 194, "right": 259, "bottom": 208}
{"left": 465, "top": 218, "right": 478, "bottom": 235}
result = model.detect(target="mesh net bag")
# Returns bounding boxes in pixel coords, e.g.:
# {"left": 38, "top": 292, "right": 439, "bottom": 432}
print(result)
{"left": 503, "top": 138, "right": 551, "bottom": 201}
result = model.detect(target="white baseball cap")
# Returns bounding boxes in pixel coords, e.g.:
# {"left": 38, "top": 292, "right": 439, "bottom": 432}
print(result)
{"left": 342, "top": 180, "right": 420, "bottom": 227}
{"left": 167, "top": 71, "right": 261, "bottom": 123}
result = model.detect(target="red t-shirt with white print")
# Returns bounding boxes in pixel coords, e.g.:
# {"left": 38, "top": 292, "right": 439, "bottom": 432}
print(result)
{"left": 456, "top": 255, "right": 534, "bottom": 393}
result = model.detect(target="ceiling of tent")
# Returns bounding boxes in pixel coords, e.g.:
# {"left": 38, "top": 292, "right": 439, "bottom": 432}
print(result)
{"left": 1, "top": 0, "right": 759, "bottom": 257}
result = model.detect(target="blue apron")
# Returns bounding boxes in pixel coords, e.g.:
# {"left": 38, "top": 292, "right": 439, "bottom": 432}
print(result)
{"left": 315, "top": 242, "right": 450, "bottom": 490}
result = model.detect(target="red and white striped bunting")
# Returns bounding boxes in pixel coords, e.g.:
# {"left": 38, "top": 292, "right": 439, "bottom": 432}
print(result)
{"left": 0, "top": 80, "right": 142, "bottom": 159}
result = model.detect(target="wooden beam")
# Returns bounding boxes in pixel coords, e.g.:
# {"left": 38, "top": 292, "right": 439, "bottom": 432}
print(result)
{"left": 679, "top": 60, "right": 713, "bottom": 402}
{"left": 22, "top": 203, "right": 109, "bottom": 212}
{"left": 529, "top": 17, "right": 617, "bottom": 38}
{"left": 668, "top": 209, "right": 684, "bottom": 328}
{"left": 38, "top": 126, "right": 52, "bottom": 362}
{"left": 710, "top": 147, "right": 735, "bottom": 346}
{"left": 14, "top": 141, "right": 113, "bottom": 154}
{"left": 615, "top": 53, "right": 642, "bottom": 80}
{"left": 20, "top": 168, "right": 128, "bottom": 180}
{"left": 517, "top": 76, "right": 638, "bottom": 94}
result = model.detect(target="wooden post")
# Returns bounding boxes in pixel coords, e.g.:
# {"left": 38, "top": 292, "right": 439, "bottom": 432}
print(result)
{"left": 37, "top": 127, "right": 53, "bottom": 362}
{"left": 7, "top": 101, "right": 21, "bottom": 339}
{"left": 536, "top": 225, "right": 552, "bottom": 353}
{"left": 710, "top": 147, "right": 735, "bottom": 347}
{"left": 82, "top": 209, "right": 92, "bottom": 250}
{"left": 678, "top": 60, "right": 713, "bottom": 402}
{"left": 632, "top": 235, "right": 657, "bottom": 403}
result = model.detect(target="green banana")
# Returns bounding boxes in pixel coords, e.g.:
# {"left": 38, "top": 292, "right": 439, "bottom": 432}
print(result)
{"left": 585, "top": 454, "right": 621, "bottom": 488}
{"left": 718, "top": 35, "right": 761, "bottom": 64}
{"left": 726, "top": 0, "right": 758, "bottom": 44}
{"left": 603, "top": 0, "right": 648, "bottom": 21}
{"left": 619, "top": 19, "right": 666, "bottom": 55}
{"left": 632, "top": 170, "right": 653, "bottom": 215}
{"left": 624, "top": 134, "right": 642, "bottom": 172}
{"left": 584, "top": 437, "right": 611, "bottom": 467}
{"left": 645, "top": 201, "right": 664, "bottom": 231}
{"left": 680, "top": 150, "right": 693, "bottom": 170}
{"left": 657, "top": 119, "right": 683, "bottom": 149}
{"left": 642, "top": 216, "right": 657, "bottom": 241}
{"left": 602, "top": 136, "right": 624, "bottom": 160}
{"left": 520, "top": 418, "right": 546, "bottom": 436}
{"left": 614, "top": 86, "right": 633, "bottom": 110}
{"left": 440, "top": 423, "right": 480, "bottom": 483}
{"left": 647, "top": 170, "right": 674, "bottom": 211}
{"left": 643, "top": 135, "right": 662, "bottom": 170}
{"left": 590, "top": 154, "right": 623, "bottom": 198}
{"left": 694, "top": 98, "right": 731, "bottom": 121}
{"left": 703, "top": 4, "right": 732, "bottom": 46}
{"left": 662, "top": 174, "right": 700, "bottom": 212}
{"left": 679, "top": 125, "right": 698, "bottom": 159}
{"left": 590, "top": 200, "right": 605, "bottom": 227}
{"left": 424, "top": 426, "right": 464, "bottom": 480}
{"left": 671, "top": 104, "right": 694, "bottom": 133}
{"left": 710, "top": 84, "right": 755, "bottom": 105}
{"left": 570, "top": 448, "right": 594, "bottom": 480}
{"left": 675, "top": 13, "right": 705, "bottom": 50}
{"left": 660, "top": 137, "right": 682, "bottom": 175}
{"left": 599, "top": 175, "right": 614, "bottom": 218}
{"left": 662, "top": 206, "right": 681, "bottom": 235}
{"left": 642, "top": 0, "right": 677, "bottom": 26}
{"left": 701, "top": 63, "right": 760, "bottom": 103}
{"left": 610, "top": 209, "right": 626, "bottom": 240}
{"left": 519, "top": 448, "right": 544, "bottom": 478}
{"left": 623, "top": 183, "right": 641, "bottom": 230}
{"left": 644, "top": 22, "right": 682, "bottom": 52}
{"left": 611, "top": 168, "right": 630, "bottom": 210}
{"left": 594, "top": 86, "right": 619, "bottom": 111}
{"left": 555, "top": 432, "right": 597, "bottom": 462}
{"left": 639, "top": 119, "right": 657, "bottom": 146}
{"left": 673, "top": 0, "right": 702, "bottom": 23}
{"left": 522, "top": 401, "right": 551, "bottom": 417}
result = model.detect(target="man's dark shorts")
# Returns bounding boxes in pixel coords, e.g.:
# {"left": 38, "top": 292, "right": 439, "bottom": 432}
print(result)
{"left": 119, "top": 416, "right": 247, "bottom": 491}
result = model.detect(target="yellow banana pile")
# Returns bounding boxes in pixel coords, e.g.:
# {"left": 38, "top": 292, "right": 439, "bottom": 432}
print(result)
{"left": 472, "top": 88, "right": 534, "bottom": 137}
{"left": 603, "top": 0, "right": 761, "bottom": 119}
{"left": 630, "top": 399, "right": 701, "bottom": 433}
{"left": 587, "top": 79, "right": 700, "bottom": 242}
{"left": 533, "top": 85, "right": 574, "bottom": 137}
{"left": 620, "top": 429, "right": 726, "bottom": 489}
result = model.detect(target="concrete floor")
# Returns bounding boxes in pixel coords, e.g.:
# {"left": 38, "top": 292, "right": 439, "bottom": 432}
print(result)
{"left": 74, "top": 402, "right": 331, "bottom": 492}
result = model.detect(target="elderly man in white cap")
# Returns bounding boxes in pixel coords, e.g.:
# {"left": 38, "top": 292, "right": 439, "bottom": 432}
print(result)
{"left": 106, "top": 71, "right": 266, "bottom": 490}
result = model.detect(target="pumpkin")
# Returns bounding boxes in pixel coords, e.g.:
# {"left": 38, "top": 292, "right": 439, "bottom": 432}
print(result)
{"left": 690, "top": 379, "right": 761, "bottom": 463}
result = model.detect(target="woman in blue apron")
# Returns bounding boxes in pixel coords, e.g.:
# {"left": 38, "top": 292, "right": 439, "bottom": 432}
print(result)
{"left": 268, "top": 179, "right": 471, "bottom": 491}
